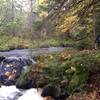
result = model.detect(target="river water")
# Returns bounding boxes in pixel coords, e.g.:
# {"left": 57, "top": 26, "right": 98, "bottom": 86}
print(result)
{"left": 0, "top": 47, "right": 65, "bottom": 57}
{"left": 0, "top": 47, "right": 66, "bottom": 100}
{"left": 0, "top": 85, "right": 43, "bottom": 100}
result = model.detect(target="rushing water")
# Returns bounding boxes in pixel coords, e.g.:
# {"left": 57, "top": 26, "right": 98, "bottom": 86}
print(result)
{"left": 0, "top": 86, "right": 44, "bottom": 100}
{"left": 0, "top": 47, "right": 66, "bottom": 100}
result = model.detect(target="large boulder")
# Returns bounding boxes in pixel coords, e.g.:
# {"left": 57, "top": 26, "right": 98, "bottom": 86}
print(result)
{"left": 0, "top": 57, "right": 34, "bottom": 85}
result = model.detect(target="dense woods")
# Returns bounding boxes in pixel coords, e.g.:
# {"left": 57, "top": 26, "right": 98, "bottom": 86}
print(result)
{"left": 0, "top": 0, "right": 100, "bottom": 50}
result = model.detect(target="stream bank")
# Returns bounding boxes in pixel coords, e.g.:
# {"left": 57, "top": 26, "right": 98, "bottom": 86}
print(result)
{"left": 0, "top": 48, "right": 100, "bottom": 100}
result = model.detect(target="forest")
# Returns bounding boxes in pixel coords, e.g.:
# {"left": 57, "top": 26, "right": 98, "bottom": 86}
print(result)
{"left": 0, "top": 0, "right": 100, "bottom": 100}
{"left": 0, "top": 0, "right": 99, "bottom": 50}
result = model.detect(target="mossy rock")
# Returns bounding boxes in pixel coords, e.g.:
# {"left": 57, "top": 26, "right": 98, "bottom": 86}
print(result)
{"left": 16, "top": 72, "right": 33, "bottom": 89}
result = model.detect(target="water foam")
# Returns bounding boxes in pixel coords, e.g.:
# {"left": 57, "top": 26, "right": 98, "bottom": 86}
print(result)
{"left": 0, "top": 86, "right": 44, "bottom": 100}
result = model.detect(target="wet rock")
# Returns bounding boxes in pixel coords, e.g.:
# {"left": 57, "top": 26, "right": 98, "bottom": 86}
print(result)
{"left": 16, "top": 79, "right": 33, "bottom": 89}
{"left": 0, "top": 57, "right": 34, "bottom": 85}
{"left": 16, "top": 72, "right": 33, "bottom": 89}
{"left": 0, "top": 56, "right": 5, "bottom": 63}
{"left": 41, "top": 84, "right": 60, "bottom": 99}
{"left": 57, "top": 91, "right": 69, "bottom": 100}
{"left": 41, "top": 84, "right": 69, "bottom": 100}
{"left": 16, "top": 72, "right": 38, "bottom": 89}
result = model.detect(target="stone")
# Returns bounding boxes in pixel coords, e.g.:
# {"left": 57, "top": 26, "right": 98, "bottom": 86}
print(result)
{"left": 0, "top": 57, "right": 34, "bottom": 86}
{"left": 41, "top": 84, "right": 69, "bottom": 100}
{"left": 41, "top": 84, "right": 60, "bottom": 99}
{"left": 0, "top": 56, "right": 5, "bottom": 63}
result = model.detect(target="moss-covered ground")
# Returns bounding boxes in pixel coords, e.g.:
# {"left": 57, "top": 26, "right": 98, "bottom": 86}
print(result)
{"left": 16, "top": 49, "right": 100, "bottom": 99}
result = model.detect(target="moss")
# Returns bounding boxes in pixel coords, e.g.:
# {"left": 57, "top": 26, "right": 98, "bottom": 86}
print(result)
{"left": 70, "top": 72, "right": 89, "bottom": 87}
{"left": 16, "top": 71, "right": 32, "bottom": 89}
{"left": 16, "top": 50, "right": 100, "bottom": 93}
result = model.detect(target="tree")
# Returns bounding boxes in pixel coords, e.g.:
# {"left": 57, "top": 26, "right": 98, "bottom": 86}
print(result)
{"left": 0, "top": 0, "right": 28, "bottom": 36}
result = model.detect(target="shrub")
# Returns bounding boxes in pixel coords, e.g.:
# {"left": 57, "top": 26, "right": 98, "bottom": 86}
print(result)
{"left": 17, "top": 50, "right": 100, "bottom": 93}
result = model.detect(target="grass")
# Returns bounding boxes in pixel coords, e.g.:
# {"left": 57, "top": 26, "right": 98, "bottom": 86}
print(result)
{"left": 0, "top": 35, "right": 32, "bottom": 51}
{"left": 0, "top": 34, "right": 94, "bottom": 51}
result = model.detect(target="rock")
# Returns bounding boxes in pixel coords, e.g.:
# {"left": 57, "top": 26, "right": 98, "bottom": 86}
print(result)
{"left": 16, "top": 72, "right": 33, "bottom": 89}
{"left": 41, "top": 84, "right": 69, "bottom": 100}
{"left": 0, "top": 56, "right": 5, "bottom": 63}
{"left": 41, "top": 84, "right": 60, "bottom": 99}
{"left": 16, "top": 72, "right": 38, "bottom": 89}
{"left": 56, "top": 91, "right": 69, "bottom": 100}
{"left": 16, "top": 79, "right": 33, "bottom": 89}
{"left": 0, "top": 57, "right": 34, "bottom": 85}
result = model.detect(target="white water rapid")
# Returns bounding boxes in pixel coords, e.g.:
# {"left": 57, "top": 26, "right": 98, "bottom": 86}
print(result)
{"left": 0, "top": 85, "right": 44, "bottom": 100}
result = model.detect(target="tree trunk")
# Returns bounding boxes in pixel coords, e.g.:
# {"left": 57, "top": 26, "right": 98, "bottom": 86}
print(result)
{"left": 93, "top": 5, "right": 96, "bottom": 49}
